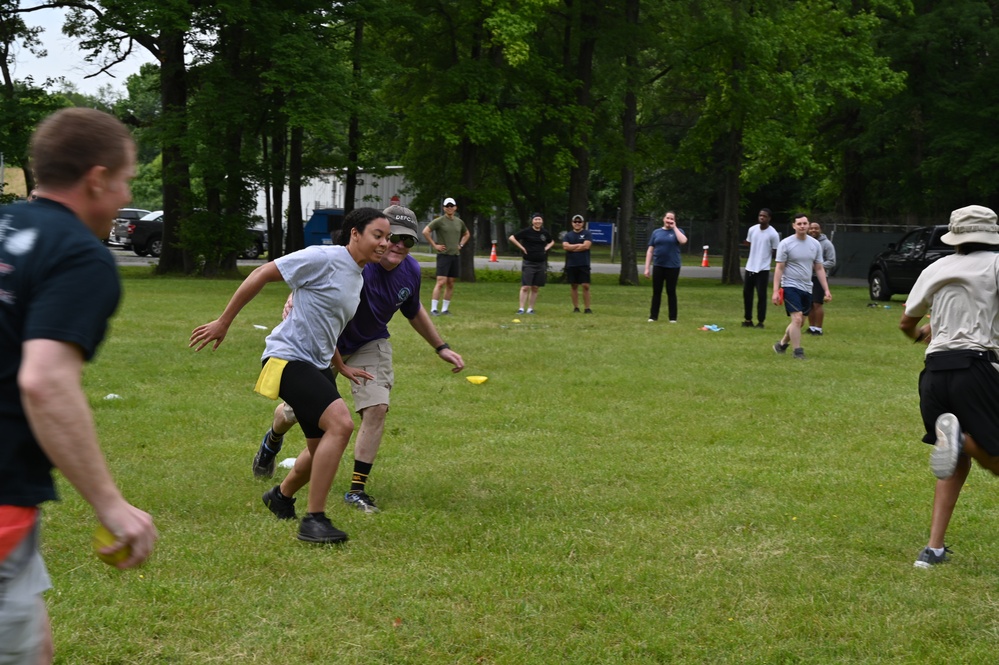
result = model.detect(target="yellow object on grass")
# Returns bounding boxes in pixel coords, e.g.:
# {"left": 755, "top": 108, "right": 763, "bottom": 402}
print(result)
{"left": 466, "top": 376, "right": 488, "bottom": 385}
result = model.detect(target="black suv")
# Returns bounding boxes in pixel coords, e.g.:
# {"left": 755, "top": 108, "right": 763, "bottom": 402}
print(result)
{"left": 868, "top": 225, "right": 952, "bottom": 301}
{"left": 125, "top": 211, "right": 267, "bottom": 259}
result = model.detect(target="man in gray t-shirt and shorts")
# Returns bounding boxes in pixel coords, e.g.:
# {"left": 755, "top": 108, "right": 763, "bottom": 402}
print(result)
{"left": 771, "top": 213, "right": 831, "bottom": 360}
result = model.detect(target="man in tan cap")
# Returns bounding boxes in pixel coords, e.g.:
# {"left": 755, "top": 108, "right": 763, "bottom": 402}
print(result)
{"left": 900, "top": 204, "right": 999, "bottom": 568}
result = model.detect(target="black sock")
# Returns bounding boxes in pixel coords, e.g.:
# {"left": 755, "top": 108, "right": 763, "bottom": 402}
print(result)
{"left": 265, "top": 429, "right": 283, "bottom": 453}
{"left": 350, "top": 461, "right": 374, "bottom": 493}
{"left": 306, "top": 511, "right": 326, "bottom": 519}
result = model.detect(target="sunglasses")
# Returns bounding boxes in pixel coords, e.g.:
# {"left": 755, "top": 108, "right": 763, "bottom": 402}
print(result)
{"left": 444, "top": 204, "right": 456, "bottom": 208}
{"left": 389, "top": 234, "right": 416, "bottom": 248}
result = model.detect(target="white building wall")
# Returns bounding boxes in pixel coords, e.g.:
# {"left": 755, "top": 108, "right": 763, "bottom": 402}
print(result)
{"left": 255, "top": 166, "right": 413, "bottom": 223}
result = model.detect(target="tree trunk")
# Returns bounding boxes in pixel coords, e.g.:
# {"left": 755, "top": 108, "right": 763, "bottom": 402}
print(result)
{"left": 567, "top": 6, "right": 597, "bottom": 225}
{"left": 156, "top": 29, "right": 192, "bottom": 275}
{"left": 344, "top": 19, "right": 363, "bottom": 216}
{"left": 287, "top": 125, "right": 304, "bottom": 251}
{"left": 617, "top": 0, "right": 640, "bottom": 286}
{"left": 269, "top": 116, "right": 286, "bottom": 258}
{"left": 719, "top": 128, "right": 743, "bottom": 285}
{"left": 459, "top": 137, "right": 477, "bottom": 283}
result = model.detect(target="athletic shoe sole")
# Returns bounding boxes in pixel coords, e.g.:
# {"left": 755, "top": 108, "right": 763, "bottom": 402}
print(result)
{"left": 344, "top": 492, "right": 380, "bottom": 514}
{"left": 931, "top": 413, "right": 963, "bottom": 480}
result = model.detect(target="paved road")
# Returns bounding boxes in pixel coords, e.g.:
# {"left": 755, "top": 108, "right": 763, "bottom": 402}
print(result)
{"left": 109, "top": 246, "right": 866, "bottom": 288}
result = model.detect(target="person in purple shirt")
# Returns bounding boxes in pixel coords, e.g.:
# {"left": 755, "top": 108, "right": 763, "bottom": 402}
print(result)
{"left": 252, "top": 205, "right": 464, "bottom": 517}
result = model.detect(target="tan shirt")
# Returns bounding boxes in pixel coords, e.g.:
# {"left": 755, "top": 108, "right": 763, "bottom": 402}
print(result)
{"left": 906, "top": 251, "right": 999, "bottom": 355}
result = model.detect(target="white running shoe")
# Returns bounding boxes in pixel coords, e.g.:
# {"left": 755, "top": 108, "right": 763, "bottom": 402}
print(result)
{"left": 931, "top": 413, "right": 963, "bottom": 479}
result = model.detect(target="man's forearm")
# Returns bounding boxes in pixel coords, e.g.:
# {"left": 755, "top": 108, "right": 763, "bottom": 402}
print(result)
{"left": 20, "top": 340, "right": 125, "bottom": 514}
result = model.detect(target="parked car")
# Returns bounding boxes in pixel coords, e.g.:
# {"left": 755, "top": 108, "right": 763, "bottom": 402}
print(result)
{"left": 867, "top": 225, "right": 952, "bottom": 301}
{"left": 109, "top": 208, "right": 150, "bottom": 246}
{"left": 124, "top": 211, "right": 268, "bottom": 259}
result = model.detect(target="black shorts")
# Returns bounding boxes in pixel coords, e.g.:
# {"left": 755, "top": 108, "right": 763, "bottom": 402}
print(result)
{"left": 435, "top": 254, "right": 461, "bottom": 279}
{"left": 521, "top": 260, "right": 547, "bottom": 287}
{"left": 565, "top": 265, "right": 591, "bottom": 285}
{"left": 272, "top": 359, "right": 342, "bottom": 439}
{"left": 811, "top": 276, "right": 825, "bottom": 304}
{"left": 919, "top": 351, "right": 999, "bottom": 455}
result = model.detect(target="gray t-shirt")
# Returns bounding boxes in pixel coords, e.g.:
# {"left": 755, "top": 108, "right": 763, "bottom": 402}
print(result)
{"left": 906, "top": 251, "right": 999, "bottom": 356}
{"left": 776, "top": 235, "right": 822, "bottom": 291}
{"left": 264, "top": 245, "right": 364, "bottom": 368}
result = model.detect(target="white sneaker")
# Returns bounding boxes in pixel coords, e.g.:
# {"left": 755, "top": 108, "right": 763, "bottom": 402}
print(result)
{"left": 931, "top": 413, "right": 963, "bottom": 479}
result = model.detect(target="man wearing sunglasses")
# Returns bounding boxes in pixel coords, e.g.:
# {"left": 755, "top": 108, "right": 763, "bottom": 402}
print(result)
{"left": 253, "top": 205, "right": 465, "bottom": 515}
{"left": 422, "top": 197, "right": 470, "bottom": 316}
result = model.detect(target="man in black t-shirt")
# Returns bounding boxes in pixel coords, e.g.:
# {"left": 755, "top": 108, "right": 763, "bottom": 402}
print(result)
{"left": 0, "top": 108, "right": 157, "bottom": 664}
{"left": 562, "top": 214, "right": 593, "bottom": 313}
{"left": 509, "top": 213, "right": 554, "bottom": 314}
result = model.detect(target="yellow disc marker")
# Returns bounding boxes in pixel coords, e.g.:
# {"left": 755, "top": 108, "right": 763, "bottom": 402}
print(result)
{"left": 466, "top": 376, "right": 488, "bottom": 385}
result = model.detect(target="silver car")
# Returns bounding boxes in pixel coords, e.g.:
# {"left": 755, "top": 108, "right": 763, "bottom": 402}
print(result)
{"left": 111, "top": 208, "right": 151, "bottom": 246}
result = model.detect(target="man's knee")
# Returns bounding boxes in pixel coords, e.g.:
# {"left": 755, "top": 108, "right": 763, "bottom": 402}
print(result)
{"left": 360, "top": 403, "right": 388, "bottom": 425}
{"left": 319, "top": 402, "right": 354, "bottom": 435}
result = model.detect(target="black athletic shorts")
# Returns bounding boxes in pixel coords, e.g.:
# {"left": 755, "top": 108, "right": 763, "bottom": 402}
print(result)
{"left": 565, "top": 265, "right": 591, "bottom": 285}
{"left": 271, "top": 359, "right": 342, "bottom": 439}
{"left": 521, "top": 259, "right": 547, "bottom": 287}
{"left": 919, "top": 350, "right": 999, "bottom": 455}
{"left": 435, "top": 254, "right": 461, "bottom": 279}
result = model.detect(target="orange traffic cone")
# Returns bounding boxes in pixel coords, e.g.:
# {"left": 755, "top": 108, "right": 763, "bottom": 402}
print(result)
{"left": 701, "top": 245, "right": 710, "bottom": 267}
{"left": 489, "top": 242, "right": 498, "bottom": 262}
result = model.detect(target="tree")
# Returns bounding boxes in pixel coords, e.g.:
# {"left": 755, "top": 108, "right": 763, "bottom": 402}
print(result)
{"left": 642, "top": 0, "right": 906, "bottom": 282}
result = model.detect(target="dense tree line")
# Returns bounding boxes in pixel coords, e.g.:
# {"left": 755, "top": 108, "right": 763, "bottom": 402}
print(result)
{"left": 2, "top": 0, "right": 998, "bottom": 281}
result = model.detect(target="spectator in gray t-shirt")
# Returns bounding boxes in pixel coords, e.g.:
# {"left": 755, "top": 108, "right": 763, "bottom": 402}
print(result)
{"left": 807, "top": 221, "right": 837, "bottom": 336}
{"left": 771, "top": 214, "right": 831, "bottom": 359}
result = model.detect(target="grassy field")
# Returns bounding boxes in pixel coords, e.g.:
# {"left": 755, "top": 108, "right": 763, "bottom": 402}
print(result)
{"left": 42, "top": 268, "right": 999, "bottom": 663}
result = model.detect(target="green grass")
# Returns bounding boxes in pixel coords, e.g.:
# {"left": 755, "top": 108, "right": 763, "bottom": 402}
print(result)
{"left": 43, "top": 268, "right": 996, "bottom": 663}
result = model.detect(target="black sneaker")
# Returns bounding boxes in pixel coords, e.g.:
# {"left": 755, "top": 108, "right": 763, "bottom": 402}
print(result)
{"left": 252, "top": 430, "right": 281, "bottom": 478}
{"left": 742, "top": 320, "right": 754, "bottom": 328}
{"left": 773, "top": 341, "right": 789, "bottom": 354}
{"left": 755, "top": 322, "right": 765, "bottom": 329}
{"left": 914, "top": 546, "right": 951, "bottom": 568}
{"left": 584, "top": 308, "right": 593, "bottom": 314}
{"left": 792, "top": 348, "right": 807, "bottom": 360}
{"left": 344, "top": 491, "right": 380, "bottom": 514}
{"left": 573, "top": 307, "right": 581, "bottom": 313}
{"left": 298, "top": 513, "right": 349, "bottom": 544}
{"left": 441, "top": 310, "right": 452, "bottom": 316}
{"left": 262, "top": 485, "right": 296, "bottom": 520}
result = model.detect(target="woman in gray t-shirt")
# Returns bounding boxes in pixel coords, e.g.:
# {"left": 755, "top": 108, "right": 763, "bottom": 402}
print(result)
{"left": 191, "top": 208, "right": 391, "bottom": 545}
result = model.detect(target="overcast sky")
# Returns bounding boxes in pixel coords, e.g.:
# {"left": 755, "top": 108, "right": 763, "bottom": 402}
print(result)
{"left": 14, "top": 6, "right": 154, "bottom": 96}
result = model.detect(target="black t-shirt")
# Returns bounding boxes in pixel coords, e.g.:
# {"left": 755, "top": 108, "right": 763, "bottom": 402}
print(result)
{"left": 0, "top": 199, "right": 121, "bottom": 506}
{"left": 514, "top": 226, "right": 553, "bottom": 263}
{"left": 564, "top": 229, "right": 592, "bottom": 268}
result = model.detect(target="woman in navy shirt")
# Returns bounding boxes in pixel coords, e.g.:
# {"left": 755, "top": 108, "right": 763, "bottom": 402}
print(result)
{"left": 643, "top": 211, "right": 688, "bottom": 322}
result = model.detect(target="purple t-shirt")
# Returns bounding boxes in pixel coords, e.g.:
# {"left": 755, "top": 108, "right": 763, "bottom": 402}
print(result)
{"left": 337, "top": 254, "right": 423, "bottom": 356}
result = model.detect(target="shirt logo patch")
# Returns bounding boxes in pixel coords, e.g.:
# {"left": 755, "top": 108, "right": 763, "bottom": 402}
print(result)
{"left": 396, "top": 287, "right": 412, "bottom": 305}
{"left": 4, "top": 228, "right": 38, "bottom": 256}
